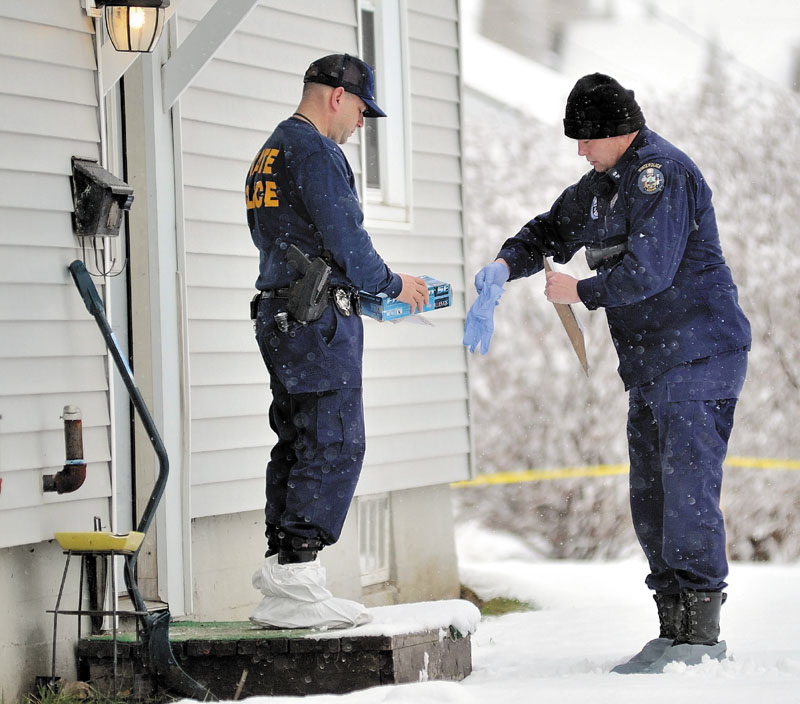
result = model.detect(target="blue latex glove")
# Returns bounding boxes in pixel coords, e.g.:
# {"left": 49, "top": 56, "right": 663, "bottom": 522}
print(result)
{"left": 463, "top": 283, "right": 505, "bottom": 355}
{"left": 474, "top": 260, "right": 509, "bottom": 294}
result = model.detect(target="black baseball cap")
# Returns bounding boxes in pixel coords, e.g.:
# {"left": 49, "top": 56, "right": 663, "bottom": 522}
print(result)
{"left": 303, "top": 53, "right": 386, "bottom": 118}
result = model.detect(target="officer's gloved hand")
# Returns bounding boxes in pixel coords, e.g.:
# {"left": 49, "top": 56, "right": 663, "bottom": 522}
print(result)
{"left": 474, "top": 260, "right": 509, "bottom": 295}
{"left": 463, "top": 283, "right": 505, "bottom": 354}
{"left": 464, "top": 261, "right": 509, "bottom": 355}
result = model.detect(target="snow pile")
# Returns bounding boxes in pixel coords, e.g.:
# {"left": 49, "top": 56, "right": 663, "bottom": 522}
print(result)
{"left": 309, "top": 599, "right": 481, "bottom": 640}
{"left": 459, "top": 531, "right": 800, "bottom": 704}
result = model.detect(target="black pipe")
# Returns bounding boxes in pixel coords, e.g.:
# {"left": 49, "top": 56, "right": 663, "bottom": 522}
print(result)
{"left": 69, "top": 260, "right": 216, "bottom": 701}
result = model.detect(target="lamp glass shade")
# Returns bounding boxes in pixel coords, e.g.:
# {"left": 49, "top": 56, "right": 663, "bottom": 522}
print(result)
{"left": 105, "top": 6, "right": 165, "bottom": 52}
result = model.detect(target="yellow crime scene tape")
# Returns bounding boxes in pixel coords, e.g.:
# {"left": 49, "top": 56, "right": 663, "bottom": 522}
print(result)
{"left": 451, "top": 456, "right": 800, "bottom": 488}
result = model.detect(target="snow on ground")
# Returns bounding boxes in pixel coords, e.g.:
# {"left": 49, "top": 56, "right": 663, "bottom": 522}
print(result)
{"left": 194, "top": 526, "right": 800, "bottom": 704}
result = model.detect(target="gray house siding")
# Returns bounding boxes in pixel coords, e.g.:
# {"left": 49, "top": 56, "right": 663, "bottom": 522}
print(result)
{"left": 0, "top": 6, "right": 112, "bottom": 547}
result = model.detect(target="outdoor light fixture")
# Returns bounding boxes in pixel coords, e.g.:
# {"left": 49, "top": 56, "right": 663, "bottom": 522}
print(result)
{"left": 70, "top": 157, "right": 133, "bottom": 276}
{"left": 71, "top": 157, "right": 134, "bottom": 239}
{"left": 83, "top": 0, "right": 170, "bottom": 53}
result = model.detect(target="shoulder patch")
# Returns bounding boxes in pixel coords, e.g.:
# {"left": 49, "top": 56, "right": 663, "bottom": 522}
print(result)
{"left": 637, "top": 162, "right": 663, "bottom": 172}
{"left": 637, "top": 164, "right": 664, "bottom": 194}
{"left": 590, "top": 195, "right": 599, "bottom": 220}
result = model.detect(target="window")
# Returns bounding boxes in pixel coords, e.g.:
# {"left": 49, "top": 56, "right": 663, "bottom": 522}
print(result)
{"left": 358, "top": 493, "right": 391, "bottom": 586}
{"left": 360, "top": 7, "right": 381, "bottom": 190}
{"left": 358, "top": 0, "right": 411, "bottom": 227}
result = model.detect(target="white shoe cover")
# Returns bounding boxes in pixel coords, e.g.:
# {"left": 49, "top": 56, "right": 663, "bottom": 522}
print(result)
{"left": 611, "top": 637, "right": 673, "bottom": 674}
{"left": 252, "top": 555, "right": 333, "bottom": 602}
{"left": 643, "top": 640, "right": 727, "bottom": 673}
{"left": 249, "top": 555, "right": 372, "bottom": 630}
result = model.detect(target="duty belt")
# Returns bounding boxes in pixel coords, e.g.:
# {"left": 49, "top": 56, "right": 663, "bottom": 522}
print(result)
{"left": 257, "top": 288, "right": 290, "bottom": 299}
{"left": 256, "top": 285, "right": 361, "bottom": 317}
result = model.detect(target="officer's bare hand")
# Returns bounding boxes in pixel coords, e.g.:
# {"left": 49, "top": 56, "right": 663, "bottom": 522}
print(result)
{"left": 396, "top": 274, "right": 430, "bottom": 313}
{"left": 545, "top": 271, "right": 580, "bottom": 304}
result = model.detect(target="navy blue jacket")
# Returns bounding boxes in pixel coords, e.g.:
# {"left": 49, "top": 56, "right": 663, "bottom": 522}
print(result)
{"left": 245, "top": 118, "right": 402, "bottom": 297}
{"left": 497, "top": 127, "right": 751, "bottom": 388}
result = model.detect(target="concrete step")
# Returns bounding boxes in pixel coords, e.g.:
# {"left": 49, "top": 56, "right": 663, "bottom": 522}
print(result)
{"left": 77, "top": 602, "right": 475, "bottom": 698}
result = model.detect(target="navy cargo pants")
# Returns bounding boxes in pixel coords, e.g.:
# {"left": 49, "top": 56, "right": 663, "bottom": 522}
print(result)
{"left": 255, "top": 298, "right": 366, "bottom": 546}
{"left": 627, "top": 347, "right": 748, "bottom": 593}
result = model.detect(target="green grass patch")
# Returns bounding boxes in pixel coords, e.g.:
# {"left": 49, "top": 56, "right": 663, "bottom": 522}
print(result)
{"left": 460, "top": 585, "right": 537, "bottom": 616}
{"left": 23, "top": 681, "right": 172, "bottom": 704}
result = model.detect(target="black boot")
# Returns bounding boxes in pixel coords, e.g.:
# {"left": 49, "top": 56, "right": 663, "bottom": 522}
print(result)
{"left": 674, "top": 590, "right": 726, "bottom": 645}
{"left": 643, "top": 590, "right": 727, "bottom": 672}
{"left": 278, "top": 533, "right": 322, "bottom": 564}
{"left": 655, "top": 592, "right": 684, "bottom": 639}
{"left": 265, "top": 524, "right": 280, "bottom": 558}
{"left": 611, "top": 592, "right": 683, "bottom": 674}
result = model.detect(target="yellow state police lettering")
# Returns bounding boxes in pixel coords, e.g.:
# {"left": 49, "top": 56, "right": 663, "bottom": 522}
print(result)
{"left": 246, "top": 147, "right": 280, "bottom": 209}
{"left": 249, "top": 147, "right": 279, "bottom": 176}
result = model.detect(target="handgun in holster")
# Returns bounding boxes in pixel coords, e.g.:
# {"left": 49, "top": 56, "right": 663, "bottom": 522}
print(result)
{"left": 585, "top": 241, "right": 628, "bottom": 270}
{"left": 286, "top": 244, "right": 331, "bottom": 323}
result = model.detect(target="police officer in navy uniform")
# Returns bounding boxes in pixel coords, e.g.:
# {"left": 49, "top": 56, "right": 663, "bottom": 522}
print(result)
{"left": 464, "top": 73, "right": 751, "bottom": 672}
{"left": 245, "top": 54, "right": 428, "bottom": 628}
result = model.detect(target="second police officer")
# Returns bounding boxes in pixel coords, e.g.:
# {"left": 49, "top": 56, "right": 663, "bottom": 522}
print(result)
{"left": 465, "top": 73, "right": 751, "bottom": 673}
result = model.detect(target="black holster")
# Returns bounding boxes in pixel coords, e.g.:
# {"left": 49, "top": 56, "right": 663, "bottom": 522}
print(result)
{"left": 286, "top": 244, "right": 331, "bottom": 323}
{"left": 585, "top": 242, "right": 628, "bottom": 270}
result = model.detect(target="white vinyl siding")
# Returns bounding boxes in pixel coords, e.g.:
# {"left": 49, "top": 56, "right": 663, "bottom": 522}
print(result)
{"left": 359, "top": 0, "right": 468, "bottom": 492}
{"left": 177, "top": 0, "right": 468, "bottom": 519}
{"left": 0, "top": 3, "right": 112, "bottom": 548}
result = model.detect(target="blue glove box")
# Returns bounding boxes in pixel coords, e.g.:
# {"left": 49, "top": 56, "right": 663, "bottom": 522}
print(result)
{"left": 359, "top": 276, "right": 451, "bottom": 322}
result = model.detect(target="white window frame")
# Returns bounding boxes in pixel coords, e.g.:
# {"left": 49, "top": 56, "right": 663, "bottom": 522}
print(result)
{"left": 358, "top": 0, "right": 413, "bottom": 229}
{"left": 358, "top": 493, "right": 392, "bottom": 587}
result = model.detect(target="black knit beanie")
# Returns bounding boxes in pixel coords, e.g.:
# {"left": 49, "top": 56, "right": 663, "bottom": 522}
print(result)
{"left": 563, "top": 73, "right": 645, "bottom": 139}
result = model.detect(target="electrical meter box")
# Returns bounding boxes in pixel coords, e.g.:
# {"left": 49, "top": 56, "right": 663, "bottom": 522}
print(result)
{"left": 359, "top": 276, "right": 451, "bottom": 322}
